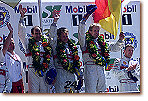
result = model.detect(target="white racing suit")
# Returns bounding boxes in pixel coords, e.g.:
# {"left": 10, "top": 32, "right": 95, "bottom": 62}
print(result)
{"left": 18, "top": 17, "right": 55, "bottom": 93}
{"left": 78, "top": 22, "right": 124, "bottom": 93}
{"left": 0, "top": 50, "right": 12, "bottom": 93}
{"left": 49, "top": 23, "right": 77, "bottom": 93}
{"left": 111, "top": 56, "right": 140, "bottom": 93}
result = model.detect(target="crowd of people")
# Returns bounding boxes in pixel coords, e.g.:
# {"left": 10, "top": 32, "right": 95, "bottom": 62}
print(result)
{"left": 0, "top": 4, "right": 140, "bottom": 93}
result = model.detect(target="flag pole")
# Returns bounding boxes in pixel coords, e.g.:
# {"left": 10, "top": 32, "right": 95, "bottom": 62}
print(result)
{"left": 121, "top": 0, "right": 123, "bottom": 59}
{"left": 38, "top": 0, "right": 42, "bottom": 28}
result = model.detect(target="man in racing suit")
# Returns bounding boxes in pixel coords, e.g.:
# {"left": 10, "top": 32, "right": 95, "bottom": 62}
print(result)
{"left": 111, "top": 44, "right": 140, "bottom": 92}
{"left": 78, "top": 5, "right": 125, "bottom": 93}
{"left": 49, "top": 10, "right": 82, "bottom": 93}
{"left": 0, "top": 22, "right": 13, "bottom": 93}
{"left": 18, "top": 5, "right": 56, "bottom": 93}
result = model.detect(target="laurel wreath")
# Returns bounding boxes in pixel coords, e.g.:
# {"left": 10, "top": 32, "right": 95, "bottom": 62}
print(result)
{"left": 28, "top": 35, "right": 52, "bottom": 77}
{"left": 86, "top": 32, "right": 110, "bottom": 66}
{"left": 56, "top": 39, "right": 80, "bottom": 76}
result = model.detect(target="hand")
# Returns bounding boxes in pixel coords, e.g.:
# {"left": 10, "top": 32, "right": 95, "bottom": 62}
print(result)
{"left": 7, "top": 22, "right": 13, "bottom": 33}
{"left": 52, "top": 9, "right": 60, "bottom": 22}
{"left": 19, "top": 4, "right": 27, "bottom": 18}
{"left": 127, "top": 64, "right": 137, "bottom": 71}
{"left": 52, "top": 79, "right": 56, "bottom": 85}
{"left": 119, "top": 32, "right": 125, "bottom": 41}
{"left": 86, "top": 4, "right": 97, "bottom": 15}
{"left": 82, "top": 4, "right": 97, "bottom": 22}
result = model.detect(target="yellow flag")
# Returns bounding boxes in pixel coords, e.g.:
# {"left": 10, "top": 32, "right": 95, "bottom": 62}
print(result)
{"left": 108, "top": 0, "right": 121, "bottom": 22}
{"left": 0, "top": 0, "right": 21, "bottom": 8}
{"left": 95, "top": 0, "right": 121, "bottom": 39}
{"left": 108, "top": 0, "right": 121, "bottom": 39}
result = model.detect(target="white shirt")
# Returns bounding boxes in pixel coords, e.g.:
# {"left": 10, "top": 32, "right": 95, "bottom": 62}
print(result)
{"left": 5, "top": 51, "right": 22, "bottom": 82}
{"left": 0, "top": 63, "right": 12, "bottom": 93}
{"left": 93, "top": 38, "right": 101, "bottom": 53}
{"left": 0, "top": 50, "right": 4, "bottom": 62}
{"left": 65, "top": 43, "right": 73, "bottom": 63}
{"left": 0, "top": 50, "right": 12, "bottom": 93}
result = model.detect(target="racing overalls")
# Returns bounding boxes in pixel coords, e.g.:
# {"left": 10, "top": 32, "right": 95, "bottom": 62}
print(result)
{"left": 111, "top": 56, "right": 140, "bottom": 92}
{"left": 18, "top": 17, "right": 55, "bottom": 93}
{"left": 78, "top": 22, "right": 124, "bottom": 93}
{"left": 49, "top": 23, "right": 77, "bottom": 93}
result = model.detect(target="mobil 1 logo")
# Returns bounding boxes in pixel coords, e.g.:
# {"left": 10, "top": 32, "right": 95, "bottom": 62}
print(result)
{"left": 24, "top": 15, "right": 33, "bottom": 26}
{"left": 122, "top": 4, "right": 137, "bottom": 25}
{"left": 15, "top": 5, "right": 36, "bottom": 26}
{"left": 122, "top": 14, "right": 132, "bottom": 25}
{"left": 65, "top": 5, "right": 87, "bottom": 26}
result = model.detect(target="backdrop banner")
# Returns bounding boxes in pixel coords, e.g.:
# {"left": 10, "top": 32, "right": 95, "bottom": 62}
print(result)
{"left": 0, "top": 1, "right": 140, "bottom": 93}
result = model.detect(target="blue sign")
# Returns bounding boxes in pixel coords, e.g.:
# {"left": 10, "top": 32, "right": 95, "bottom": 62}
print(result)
{"left": 0, "top": 6, "right": 10, "bottom": 28}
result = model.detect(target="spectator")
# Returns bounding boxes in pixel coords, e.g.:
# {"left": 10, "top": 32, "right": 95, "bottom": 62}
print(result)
{"left": 0, "top": 22, "right": 13, "bottom": 93}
